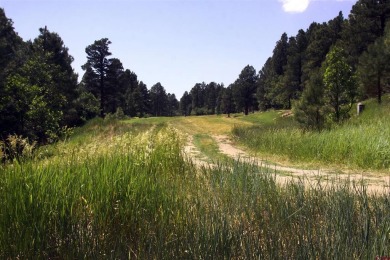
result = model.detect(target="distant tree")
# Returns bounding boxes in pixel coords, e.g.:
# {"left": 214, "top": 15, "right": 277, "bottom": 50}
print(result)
{"left": 122, "top": 70, "right": 139, "bottom": 116}
{"left": 294, "top": 69, "right": 326, "bottom": 130}
{"left": 82, "top": 38, "right": 112, "bottom": 117}
{"left": 233, "top": 65, "right": 258, "bottom": 115}
{"left": 150, "top": 82, "right": 168, "bottom": 116}
{"left": 303, "top": 18, "right": 342, "bottom": 81}
{"left": 206, "top": 82, "right": 217, "bottom": 114}
{"left": 257, "top": 58, "right": 274, "bottom": 110}
{"left": 323, "top": 47, "right": 357, "bottom": 122}
{"left": 167, "top": 93, "right": 179, "bottom": 116}
{"left": 179, "top": 91, "right": 192, "bottom": 116}
{"left": 272, "top": 33, "right": 289, "bottom": 76}
{"left": 357, "top": 24, "right": 390, "bottom": 104}
{"left": 105, "top": 58, "right": 124, "bottom": 113}
{"left": 282, "top": 36, "right": 303, "bottom": 109}
{"left": 215, "top": 83, "right": 224, "bottom": 115}
{"left": 221, "top": 84, "right": 234, "bottom": 117}
{"left": 136, "top": 81, "right": 150, "bottom": 117}
{"left": 190, "top": 82, "right": 207, "bottom": 115}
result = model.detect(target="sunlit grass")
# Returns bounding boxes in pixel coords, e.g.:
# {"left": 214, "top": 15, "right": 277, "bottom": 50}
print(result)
{"left": 172, "top": 115, "right": 251, "bottom": 135}
{"left": 1, "top": 117, "right": 390, "bottom": 258}
{"left": 232, "top": 96, "right": 390, "bottom": 170}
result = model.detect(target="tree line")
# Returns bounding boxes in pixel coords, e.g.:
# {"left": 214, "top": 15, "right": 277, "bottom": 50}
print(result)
{"left": 181, "top": 0, "right": 390, "bottom": 130}
{"left": 0, "top": 0, "right": 390, "bottom": 144}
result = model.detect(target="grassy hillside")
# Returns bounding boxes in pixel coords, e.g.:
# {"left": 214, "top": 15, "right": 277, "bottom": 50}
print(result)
{"left": 0, "top": 117, "right": 390, "bottom": 258}
{"left": 232, "top": 96, "right": 390, "bottom": 170}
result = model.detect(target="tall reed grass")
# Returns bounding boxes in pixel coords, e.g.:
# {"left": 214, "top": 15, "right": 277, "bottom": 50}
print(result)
{"left": 0, "top": 119, "right": 389, "bottom": 258}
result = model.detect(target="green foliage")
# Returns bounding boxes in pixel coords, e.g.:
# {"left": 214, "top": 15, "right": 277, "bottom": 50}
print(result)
{"left": 82, "top": 38, "right": 112, "bottom": 117}
{"left": 188, "top": 82, "right": 224, "bottom": 116}
{"left": 179, "top": 91, "right": 192, "bottom": 116}
{"left": 342, "top": 0, "right": 390, "bottom": 66}
{"left": 33, "top": 27, "right": 79, "bottom": 125}
{"left": 233, "top": 65, "right": 257, "bottom": 115}
{"left": 357, "top": 22, "right": 390, "bottom": 103}
{"left": 323, "top": 46, "right": 357, "bottom": 122}
{"left": 2, "top": 51, "right": 65, "bottom": 142}
{"left": 150, "top": 82, "right": 168, "bottom": 116}
{"left": 104, "top": 107, "right": 127, "bottom": 121}
{"left": 294, "top": 69, "right": 328, "bottom": 130}
{"left": 220, "top": 85, "right": 234, "bottom": 117}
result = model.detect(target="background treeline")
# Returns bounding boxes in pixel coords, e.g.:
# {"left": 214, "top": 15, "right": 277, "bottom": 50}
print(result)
{"left": 1, "top": 0, "right": 390, "bottom": 144}
{"left": 184, "top": 0, "right": 390, "bottom": 126}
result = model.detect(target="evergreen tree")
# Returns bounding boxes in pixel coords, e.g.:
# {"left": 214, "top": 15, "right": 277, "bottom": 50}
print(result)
{"left": 136, "top": 81, "right": 150, "bottom": 117}
{"left": 257, "top": 58, "right": 274, "bottom": 110}
{"left": 233, "top": 65, "right": 257, "bottom": 115}
{"left": 33, "top": 27, "right": 78, "bottom": 124}
{"left": 0, "top": 8, "right": 25, "bottom": 138}
{"left": 206, "top": 82, "right": 217, "bottom": 114}
{"left": 105, "top": 58, "right": 124, "bottom": 113}
{"left": 282, "top": 30, "right": 307, "bottom": 108}
{"left": 294, "top": 69, "right": 326, "bottom": 130}
{"left": 342, "top": 0, "right": 390, "bottom": 66}
{"left": 179, "top": 91, "right": 192, "bottom": 116}
{"left": 150, "top": 82, "right": 168, "bottom": 116}
{"left": 122, "top": 70, "right": 139, "bottom": 116}
{"left": 272, "top": 33, "right": 289, "bottom": 76}
{"left": 323, "top": 47, "right": 357, "bottom": 122}
{"left": 190, "top": 82, "right": 206, "bottom": 115}
{"left": 357, "top": 23, "right": 390, "bottom": 104}
{"left": 82, "top": 38, "right": 112, "bottom": 117}
{"left": 221, "top": 85, "right": 234, "bottom": 117}
{"left": 167, "top": 93, "right": 179, "bottom": 116}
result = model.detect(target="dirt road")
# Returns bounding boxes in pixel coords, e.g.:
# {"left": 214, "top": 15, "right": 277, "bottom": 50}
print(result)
{"left": 183, "top": 134, "right": 390, "bottom": 195}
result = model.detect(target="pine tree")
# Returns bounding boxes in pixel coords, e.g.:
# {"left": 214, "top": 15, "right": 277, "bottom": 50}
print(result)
{"left": 233, "top": 65, "right": 258, "bottom": 115}
{"left": 82, "top": 38, "right": 112, "bottom": 117}
{"left": 323, "top": 47, "right": 357, "bottom": 122}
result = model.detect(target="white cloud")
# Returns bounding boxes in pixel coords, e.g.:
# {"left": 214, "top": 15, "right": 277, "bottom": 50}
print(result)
{"left": 280, "top": 0, "right": 310, "bottom": 13}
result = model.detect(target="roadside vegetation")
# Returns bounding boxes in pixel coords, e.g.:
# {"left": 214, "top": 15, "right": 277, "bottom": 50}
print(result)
{"left": 1, "top": 118, "right": 390, "bottom": 258}
{"left": 233, "top": 96, "right": 390, "bottom": 170}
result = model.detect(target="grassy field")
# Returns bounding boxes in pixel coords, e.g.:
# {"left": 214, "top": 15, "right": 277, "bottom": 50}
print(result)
{"left": 232, "top": 97, "right": 390, "bottom": 171}
{"left": 0, "top": 115, "right": 390, "bottom": 258}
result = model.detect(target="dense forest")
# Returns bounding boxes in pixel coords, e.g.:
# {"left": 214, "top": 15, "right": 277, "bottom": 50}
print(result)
{"left": 0, "top": 0, "right": 390, "bottom": 144}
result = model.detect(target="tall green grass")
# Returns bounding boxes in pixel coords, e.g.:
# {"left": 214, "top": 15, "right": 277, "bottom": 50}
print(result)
{"left": 233, "top": 98, "right": 390, "bottom": 170}
{"left": 0, "top": 120, "right": 389, "bottom": 258}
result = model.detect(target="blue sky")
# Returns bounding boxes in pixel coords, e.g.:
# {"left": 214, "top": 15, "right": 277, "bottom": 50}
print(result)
{"left": 1, "top": 0, "right": 355, "bottom": 98}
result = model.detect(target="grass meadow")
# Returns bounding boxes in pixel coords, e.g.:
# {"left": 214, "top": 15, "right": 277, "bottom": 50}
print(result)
{"left": 0, "top": 117, "right": 390, "bottom": 258}
{"left": 232, "top": 97, "right": 390, "bottom": 170}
